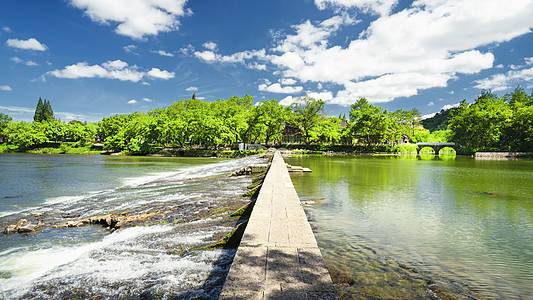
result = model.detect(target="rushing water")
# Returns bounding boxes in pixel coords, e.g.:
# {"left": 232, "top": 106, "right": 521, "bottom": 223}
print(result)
{"left": 286, "top": 154, "right": 533, "bottom": 299}
{"left": 0, "top": 153, "right": 264, "bottom": 299}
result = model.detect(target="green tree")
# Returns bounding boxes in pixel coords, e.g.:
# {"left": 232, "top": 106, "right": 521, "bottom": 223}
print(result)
{"left": 448, "top": 91, "right": 511, "bottom": 152}
{"left": 66, "top": 120, "right": 95, "bottom": 142}
{"left": 8, "top": 121, "right": 47, "bottom": 149}
{"left": 309, "top": 116, "right": 343, "bottom": 144}
{"left": 349, "top": 98, "right": 392, "bottom": 145}
{"left": 290, "top": 96, "right": 325, "bottom": 145}
{"left": 0, "top": 113, "right": 12, "bottom": 139}
{"left": 257, "top": 99, "right": 288, "bottom": 145}
{"left": 33, "top": 98, "right": 55, "bottom": 122}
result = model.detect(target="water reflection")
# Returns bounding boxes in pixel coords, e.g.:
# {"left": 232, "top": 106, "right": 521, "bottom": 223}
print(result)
{"left": 287, "top": 155, "right": 533, "bottom": 299}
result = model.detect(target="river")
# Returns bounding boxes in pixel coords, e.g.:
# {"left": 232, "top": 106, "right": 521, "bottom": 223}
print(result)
{"left": 0, "top": 153, "right": 265, "bottom": 299}
{"left": 286, "top": 154, "right": 533, "bottom": 299}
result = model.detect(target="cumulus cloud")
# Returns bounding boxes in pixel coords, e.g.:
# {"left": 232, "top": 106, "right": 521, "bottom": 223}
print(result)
{"left": 315, "top": 0, "right": 398, "bottom": 16}
{"left": 185, "top": 86, "right": 198, "bottom": 91}
{"left": 280, "top": 78, "right": 297, "bottom": 85}
{"left": 6, "top": 38, "right": 47, "bottom": 51}
{"left": 269, "top": 0, "right": 533, "bottom": 105}
{"left": 47, "top": 60, "right": 175, "bottom": 82}
{"left": 69, "top": 0, "right": 191, "bottom": 39}
{"left": 187, "top": 0, "right": 533, "bottom": 105}
{"left": 194, "top": 48, "right": 268, "bottom": 70}
{"left": 474, "top": 66, "right": 533, "bottom": 91}
{"left": 308, "top": 91, "right": 334, "bottom": 101}
{"left": 203, "top": 41, "right": 218, "bottom": 51}
{"left": 0, "top": 85, "right": 13, "bottom": 91}
{"left": 147, "top": 68, "right": 175, "bottom": 79}
{"left": 442, "top": 103, "right": 461, "bottom": 110}
{"left": 279, "top": 96, "right": 296, "bottom": 106}
{"left": 142, "top": 97, "right": 153, "bottom": 102}
{"left": 258, "top": 82, "right": 303, "bottom": 94}
{"left": 154, "top": 50, "right": 174, "bottom": 57}
{"left": 427, "top": 101, "right": 434, "bottom": 106}
{"left": 128, "top": 99, "right": 138, "bottom": 104}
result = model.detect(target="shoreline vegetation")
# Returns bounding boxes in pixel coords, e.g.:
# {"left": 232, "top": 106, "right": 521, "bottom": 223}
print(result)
{"left": 1, "top": 87, "right": 532, "bottom": 157}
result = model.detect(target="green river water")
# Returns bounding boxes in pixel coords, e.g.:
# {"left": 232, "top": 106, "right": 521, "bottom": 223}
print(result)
{"left": 286, "top": 154, "right": 533, "bottom": 299}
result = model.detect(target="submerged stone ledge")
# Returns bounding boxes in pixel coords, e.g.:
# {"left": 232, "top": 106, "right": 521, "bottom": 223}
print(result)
{"left": 219, "top": 151, "right": 337, "bottom": 299}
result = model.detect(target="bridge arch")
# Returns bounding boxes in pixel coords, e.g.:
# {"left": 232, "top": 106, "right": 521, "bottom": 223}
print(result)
{"left": 416, "top": 142, "right": 458, "bottom": 156}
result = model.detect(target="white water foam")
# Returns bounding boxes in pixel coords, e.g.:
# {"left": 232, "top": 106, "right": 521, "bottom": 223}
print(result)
{"left": 0, "top": 225, "right": 174, "bottom": 298}
{"left": 0, "top": 222, "right": 235, "bottom": 299}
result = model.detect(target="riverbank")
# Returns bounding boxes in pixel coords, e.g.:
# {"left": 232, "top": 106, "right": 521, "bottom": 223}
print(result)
{"left": 0, "top": 142, "right": 265, "bottom": 158}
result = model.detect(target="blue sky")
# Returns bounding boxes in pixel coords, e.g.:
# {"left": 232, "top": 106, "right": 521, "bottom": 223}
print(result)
{"left": 1, "top": 0, "right": 533, "bottom": 122}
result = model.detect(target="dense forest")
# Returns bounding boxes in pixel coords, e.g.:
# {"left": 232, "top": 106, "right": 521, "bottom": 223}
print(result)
{"left": 1, "top": 87, "right": 532, "bottom": 155}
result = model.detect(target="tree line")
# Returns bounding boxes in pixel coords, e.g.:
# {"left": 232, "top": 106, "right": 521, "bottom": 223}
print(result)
{"left": 447, "top": 87, "right": 533, "bottom": 153}
{"left": 1, "top": 87, "right": 531, "bottom": 154}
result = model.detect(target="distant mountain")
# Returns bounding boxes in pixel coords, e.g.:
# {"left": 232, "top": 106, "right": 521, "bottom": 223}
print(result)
{"left": 421, "top": 108, "right": 458, "bottom": 132}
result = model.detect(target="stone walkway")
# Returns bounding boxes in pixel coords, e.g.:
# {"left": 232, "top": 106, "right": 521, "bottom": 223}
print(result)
{"left": 220, "top": 151, "right": 338, "bottom": 299}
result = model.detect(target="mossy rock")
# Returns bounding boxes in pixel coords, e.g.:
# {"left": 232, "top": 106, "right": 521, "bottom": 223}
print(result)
{"left": 191, "top": 220, "right": 248, "bottom": 250}
{"left": 229, "top": 200, "right": 255, "bottom": 218}
{"left": 242, "top": 185, "right": 260, "bottom": 197}
{"left": 246, "top": 182, "right": 262, "bottom": 189}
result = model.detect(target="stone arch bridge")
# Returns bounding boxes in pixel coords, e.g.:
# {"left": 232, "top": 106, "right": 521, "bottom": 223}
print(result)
{"left": 416, "top": 142, "right": 458, "bottom": 156}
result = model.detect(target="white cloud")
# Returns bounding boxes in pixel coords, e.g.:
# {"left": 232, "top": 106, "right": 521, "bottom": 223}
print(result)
{"left": 0, "top": 85, "right": 13, "bottom": 91}
{"left": 185, "top": 86, "right": 198, "bottom": 91}
{"left": 123, "top": 44, "right": 138, "bottom": 55}
{"left": 141, "top": 82, "right": 150, "bottom": 86}
{"left": 442, "top": 103, "right": 461, "bottom": 110}
{"left": 69, "top": 0, "right": 191, "bottom": 40}
{"left": 147, "top": 68, "right": 175, "bottom": 79}
{"left": 55, "top": 111, "right": 88, "bottom": 121}
{"left": 179, "top": 44, "right": 195, "bottom": 55}
{"left": 273, "top": 14, "right": 358, "bottom": 53}
{"left": 154, "top": 50, "right": 174, "bottom": 57}
{"left": 268, "top": 0, "right": 533, "bottom": 105}
{"left": 47, "top": 60, "right": 175, "bottom": 82}
{"left": 307, "top": 91, "right": 334, "bottom": 101}
{"left": 203, "top": 41, "right": 218, "bottom": 51}
{"left": 279, "top": 96, "right": 296, "bottom": 106}
{"left": 6, "top": 38, "right": 47, "bottom": 51}
{"left": 474, "top": 66, "right": 533, "bottom": 91}
{"left": 525, "top": 57, "right": 533, "bottom": 65}
{"left": 427, "top": 101, "right": 434, "bottom": 106}
{"left": 422, "top": 102, "right": 461, "bottom": 119}
{"left": 315, "top": 0, "right": 398, "bottom": 16}
{"left": 194, "top": 50, "right": 217, "bottom": 62}
{"left": 102, "top": 60, "right": 128, "bottom": 70}
{"left": 2, "top": 26, "right": 13, "bottom": 33}
{"left": 128, "top": 99, "right": 138, "bottom": 104}
{"left": 258, "top": 82, "right": 303, "bottom": 94}
{"left": 142, "top": 97, "right": 153, "bottom": 102}
{"left": 421, "top": 113, "right": 436, "bottom": 119}
{"left": 280, "top": 78, "right": 297, "bottom": 85}
{"left": 194, "top": 48, "right": 268, "bottom": 70}
{"left": 11, "top": 56, "right": 39, "bottom": 66}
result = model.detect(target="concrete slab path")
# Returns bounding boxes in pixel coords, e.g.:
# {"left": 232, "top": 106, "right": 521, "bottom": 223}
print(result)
{"left": 220, "top": 151, "right": 338, "bottom": 299}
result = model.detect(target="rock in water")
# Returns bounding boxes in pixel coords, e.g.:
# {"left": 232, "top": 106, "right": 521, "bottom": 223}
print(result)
{"left": 4, "top": 225, "right": 17, "bottom": 234}
{"left": 17, "top": 222, "right": 37, "bottom": 233}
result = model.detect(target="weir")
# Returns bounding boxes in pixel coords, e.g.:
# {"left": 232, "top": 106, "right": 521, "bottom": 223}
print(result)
{"left": 220, "top": 151, "right": 337, "bottom": 299}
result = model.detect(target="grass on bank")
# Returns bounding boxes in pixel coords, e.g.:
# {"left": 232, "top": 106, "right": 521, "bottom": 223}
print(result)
{"left": 0, "top": 141, "right": 101, "bottom": 155}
